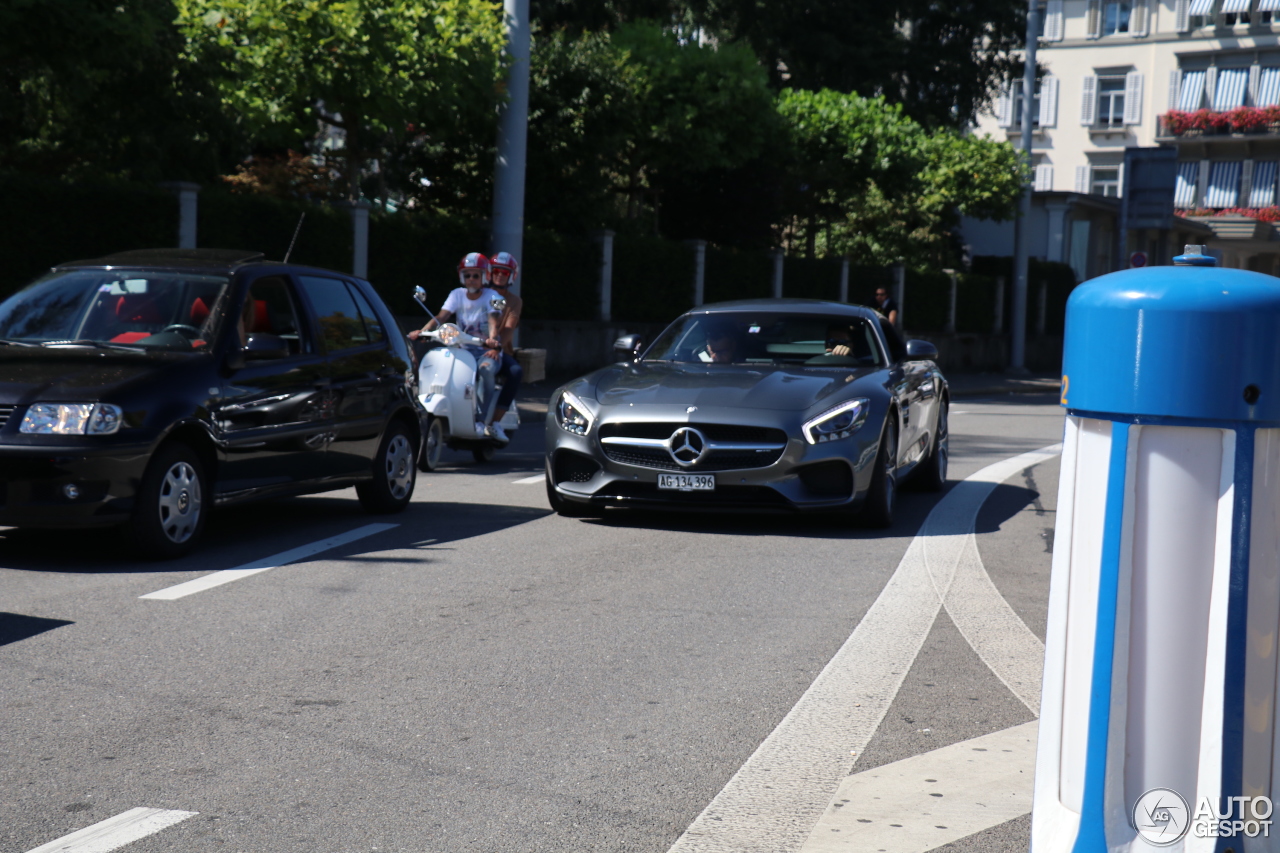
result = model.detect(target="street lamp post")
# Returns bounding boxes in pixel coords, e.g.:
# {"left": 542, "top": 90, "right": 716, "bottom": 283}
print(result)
{"left": 1010, "top": 0, "right": 1039, "bottom": 373}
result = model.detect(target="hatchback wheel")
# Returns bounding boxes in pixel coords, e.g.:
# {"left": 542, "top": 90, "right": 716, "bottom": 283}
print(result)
{"left": 129, "top": 441, "right": 206, "bottom": 559}
{"left": 357, "top": 421, "right": 416, "bottom": 513}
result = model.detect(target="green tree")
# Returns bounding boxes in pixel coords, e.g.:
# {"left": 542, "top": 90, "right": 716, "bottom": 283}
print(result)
{"left": 0, "top": 0, "right": 234, "bottom": 181}
{"left": 176, "top": 0, "right": 507, "bottom": 201}
{"left": 777, "top": 89, "right": 1025, "bottom": 266}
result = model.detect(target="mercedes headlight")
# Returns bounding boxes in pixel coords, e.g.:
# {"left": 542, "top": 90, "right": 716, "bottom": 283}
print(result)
{"left": 555, "top": 390, "right": 595, "bottom": 436}
{"left": 20, "top": 403, "right": 123, "bottom": 435}
{"left": 802, "top": 398, "right": 869, "bottom": 445}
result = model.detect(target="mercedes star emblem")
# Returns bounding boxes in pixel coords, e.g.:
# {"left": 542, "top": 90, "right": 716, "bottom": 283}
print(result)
{"left": 667, "top": 427, "right": 708, "bottom": 467}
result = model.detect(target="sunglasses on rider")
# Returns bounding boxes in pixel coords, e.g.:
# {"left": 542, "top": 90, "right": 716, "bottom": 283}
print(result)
{"left": 462, "top": 272, "right": 483, "bottom": 279}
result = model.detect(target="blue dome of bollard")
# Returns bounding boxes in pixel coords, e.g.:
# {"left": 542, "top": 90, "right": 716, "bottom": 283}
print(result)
{"left": 1062, "top": 265, "right": 1280, "bottom": 422}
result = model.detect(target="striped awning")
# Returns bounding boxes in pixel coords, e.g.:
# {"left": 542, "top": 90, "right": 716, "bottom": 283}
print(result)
{"left": 1259, "top": 67, "right": 1280, "bottom": 106}
{"left": 1213, "top": 68, "right": 1249, "bottom": 110}
{"left": 1179, "top": 70, "right": 1206, "bottom": 110}
{"left": 1205, "top": 161, "right": 1242, "bottom": 208}
{"left": 1221, "top": 0, "right": 1250, "bottom": 11}
{"left": 1260, "top": 0, "right": 1280, "bottom": 10}
{"left": 1250, "top": 161, "right": 1278, "bottom": 207}
{"left": 1175, "top": 162, "right": 1200, "bottom": 207}
{"left": 1188, "top": 0, "right": 1216, "bottom": 13}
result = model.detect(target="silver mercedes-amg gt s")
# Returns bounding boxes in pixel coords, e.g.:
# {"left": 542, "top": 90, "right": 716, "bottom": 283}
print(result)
{"left": 544, "top": 299, "right": 949, "bottom": 526}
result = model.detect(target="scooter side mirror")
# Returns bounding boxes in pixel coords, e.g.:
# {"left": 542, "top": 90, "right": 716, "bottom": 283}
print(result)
{"left": 614, "top": 334, "right": 644, "bottom": 361}
{"left": 413, "top": 286, "right": 427, "bottom": 305}
{"left": 490, "top": 297, "right": 507, "bottom": 312}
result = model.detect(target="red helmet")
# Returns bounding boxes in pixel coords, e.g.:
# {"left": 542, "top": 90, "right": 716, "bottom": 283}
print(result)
{"left": 457, "top": 252, "right": 490, "bottom": 285}
{"left": 490, "top": 252, "right": 519, "bottom": 285}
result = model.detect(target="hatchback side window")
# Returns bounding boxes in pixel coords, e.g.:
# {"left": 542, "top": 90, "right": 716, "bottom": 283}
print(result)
{"left": 243, "top": 275, "right": 310, "bottom": 354}
{"left": 298, "top": 275, "right": 369, "bottom": 352}
{"left": 347, "top": 284, "right": 387, "bottom": 343}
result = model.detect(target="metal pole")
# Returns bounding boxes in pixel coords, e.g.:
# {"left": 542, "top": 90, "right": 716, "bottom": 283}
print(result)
{"left": 944, "top": 270, "right": 958, "bottom": 334}
{"left": 596, "top": 229, "right": 614, "bottom": 322}
{"left": 349, "top": 202, "right": 370, "bottom": 278}
{"left": 770, "top": 250, "right": 784, "bottom": 298}
{"left": 839, "top": 256, "right": 849, "bottom": 302}
{"left": 688, "top": 240, "right": 706, "bottom": 307}
{"left": 892, "top": 262, "right": 906, "bottom": 331}
{"left": 490, "top": 0, "right": 530, "bottom": 298}
{"left": 994, "top": 275, "right": 1006, "bottom": 334}
{"left": 1010, "top": 0, "right": 1039, "bottom": 373}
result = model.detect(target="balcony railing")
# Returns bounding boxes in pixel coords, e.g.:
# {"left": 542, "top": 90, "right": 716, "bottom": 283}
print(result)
{"left": 1159, "top": 108, "right": 1280, "bottom": 138}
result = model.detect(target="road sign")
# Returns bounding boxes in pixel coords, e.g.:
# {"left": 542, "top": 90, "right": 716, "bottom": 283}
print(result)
{"left": 1130, "top": 251, "right": 1148, "bottom": 268}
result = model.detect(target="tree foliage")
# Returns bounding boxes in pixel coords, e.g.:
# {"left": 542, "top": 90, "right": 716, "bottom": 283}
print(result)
{"left": 0, "top": 0, "right": 234, "bottom": 181}
{"left": 175, "top": 0, "right": 507, "bottom": 199}
{"left": 777, "top": 89, "right": 1026, "bottom": 266}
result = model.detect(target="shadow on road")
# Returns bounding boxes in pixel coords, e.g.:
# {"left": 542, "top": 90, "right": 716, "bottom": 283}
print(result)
{"left": 0, "top": 612, "right": 74, "bottom": 647}
{"left": 0, "top": 496, "right": 550, "bottom": 575}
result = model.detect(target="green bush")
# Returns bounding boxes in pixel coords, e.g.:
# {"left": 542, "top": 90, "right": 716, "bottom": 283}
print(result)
{"left": 520, "top": 228, "right": 599, "bottom": 321}
{"left": 704, "top": 245, "right": 772, "bottom": 304}
{"left": 611, "top": 235, "right": 697, "bottom": 323}
{"left": 781, "top": 255, "right": 845, "bottom": 301}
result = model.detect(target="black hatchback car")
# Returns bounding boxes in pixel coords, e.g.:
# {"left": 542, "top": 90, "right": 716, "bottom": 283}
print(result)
{"left": 0, "top": 248, "right": 424, "bottom": 558}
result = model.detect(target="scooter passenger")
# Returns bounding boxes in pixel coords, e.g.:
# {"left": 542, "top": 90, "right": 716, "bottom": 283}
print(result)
{"left": 409, "top": 252, "right": 503, "bottom": 436}
{"left": 485, "top": 251, "right": 524, "bottom": 442}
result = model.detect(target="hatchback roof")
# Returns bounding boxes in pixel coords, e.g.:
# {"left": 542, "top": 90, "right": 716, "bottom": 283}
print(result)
{"left": 58, "top": 248, "right": 267, "bottom": 272}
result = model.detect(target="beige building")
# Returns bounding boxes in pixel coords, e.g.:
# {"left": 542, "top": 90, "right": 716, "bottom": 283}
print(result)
{"left": 965, "top": 0, "right": 1280, "bottom": 276}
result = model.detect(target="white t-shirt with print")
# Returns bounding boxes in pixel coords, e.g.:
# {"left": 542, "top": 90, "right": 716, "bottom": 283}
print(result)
{"left": 441, "top": 287, "right": 501, "bottom": 339}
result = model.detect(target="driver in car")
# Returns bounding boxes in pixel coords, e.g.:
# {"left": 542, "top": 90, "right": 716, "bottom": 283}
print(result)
{"left": 824, "top": 323, "right": 855, "bottom": 357}
{"left": 697, "top": 320, "right": 738, "bottom": 364}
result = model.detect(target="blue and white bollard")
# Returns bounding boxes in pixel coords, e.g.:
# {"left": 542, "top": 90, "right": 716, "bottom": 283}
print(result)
{"left": 1034, "top": 247, "right": 1280, "bottom": 852}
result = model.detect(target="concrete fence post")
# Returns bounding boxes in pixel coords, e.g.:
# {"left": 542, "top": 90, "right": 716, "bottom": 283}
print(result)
{"left": 348, "top": 201, "right": 370, "bottom": 278}
{"left": 994, "top": 275, "right": 1006, "bottom": 334}
{"left": 161, "top": 182, "right": 200, "bottom": 249}
{"left": 687, "top": 239, "right": 707, "bottom": 307}
{"left": 595, "top": 229, "right": 615, "bottom": 322}
{"left": 892, "top": 262, "right": 906, "bottom": 330}
{"left": 770, "top": 249, "right": 784, "bottom": 298}
{"left": 943, "top": 269, "right": 958, "bottom": 334}
{"left": 839, "top": 256, "right": 850, "bottom": 303}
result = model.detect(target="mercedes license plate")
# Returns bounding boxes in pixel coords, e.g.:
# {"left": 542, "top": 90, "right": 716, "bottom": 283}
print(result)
{"left": 658, "top": 473, "right": 715, "bottom": 491}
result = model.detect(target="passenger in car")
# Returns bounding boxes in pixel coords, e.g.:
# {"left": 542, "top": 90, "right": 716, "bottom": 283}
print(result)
{"left": 698, "top": 320, "right": 738, "bottom": 363}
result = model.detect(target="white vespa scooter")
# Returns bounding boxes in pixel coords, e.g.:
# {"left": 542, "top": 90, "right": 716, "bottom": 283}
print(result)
{"left": 411, "top": 286, "right": 519, "bottom": 469}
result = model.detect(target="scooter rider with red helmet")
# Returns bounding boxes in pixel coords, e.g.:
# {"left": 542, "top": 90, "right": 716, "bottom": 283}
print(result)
{"left": 409, "top": 252, "right": 503, "bottom": 437}
{"left": 485, "top": 251, "right": 524, "bottom": 442}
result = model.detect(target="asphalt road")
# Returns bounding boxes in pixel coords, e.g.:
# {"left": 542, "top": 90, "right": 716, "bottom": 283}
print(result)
{"left": 0, "top": 389, "right": 1065, "bottom": 853}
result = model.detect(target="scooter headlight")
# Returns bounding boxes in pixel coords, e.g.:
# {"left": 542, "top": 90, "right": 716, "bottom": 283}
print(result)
{"left": 555, "top": 390, "right": 595, "bottom": 436}
{"left": 438, "top": 323, "right": 460, "bottom": 345}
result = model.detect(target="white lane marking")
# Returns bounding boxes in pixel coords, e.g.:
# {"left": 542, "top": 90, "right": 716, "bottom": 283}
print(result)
{"left": 513, "top": 474, "right": 544, "bottom": 484}
{"left": 140, "top": 523, "right": 398, "bottom": 600}
{"left": 801, "top": 721, "right": 1038, "bottom": 852}
{"left": 25, "top": 807, "right": 197, "bottom": 853}
{"left": 666, "top": 444, "right": 1061, "bottom": 853}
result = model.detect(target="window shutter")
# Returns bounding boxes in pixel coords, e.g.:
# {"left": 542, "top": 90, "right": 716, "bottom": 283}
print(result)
{"left": 1117, "top": 163, "right": 1125, "bottom": 197}
{"left": 1087, "top": 0, "right": 1102, "bottom": 37}
{"left": 1076, "top": 165, "right": 1091, "bottom": 193}
{"left": 1205, "top": 66, "right": 1218, "bottom": 106}
{"left": 997, "top": 85, "right": 1013, "bottom": 128}
{"left": 1169, "top": 69, "right": 1182, "bottom": 110}
{"left": 1124, "top": 71, "right": 1144, "bottom": 125}
{"left": 1241, "top": 159, "right": 1256, "bottom": 203}
{"left": 1045, "top": 0, "right": 1065, "bottom": 40}
{"left": 1081, "top": 75, "right": 1099, "bottom": 125}
{"left": 1250, "top": 64, "right": 1261, "bottom": 105}
{"left": 1039, "top": 77, "right": 1059, "bottom": 127}
{"left": 1035, "top": 164, "right": 1055, "bottom": 191}
{"left": 1130, "top": 0, "right": 1150, "bottom": 36}
{"left": 1177, "top": 0, "right": 1191, "bottom": 31}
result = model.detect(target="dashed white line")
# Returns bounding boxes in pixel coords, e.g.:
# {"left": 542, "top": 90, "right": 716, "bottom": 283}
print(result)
{"left": 140, "top": 523, "right": 398, "bottom": 600}
{"left": 666, "top": 444, "right": 1061, "bottom": 853}
{"left": 25, "top": 807, "right": 196, "bottom": 853}
{"left": 513, "top": 474, "right": 544, "bottom": 484}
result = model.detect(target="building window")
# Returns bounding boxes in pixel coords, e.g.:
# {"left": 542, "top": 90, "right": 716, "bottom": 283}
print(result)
{"left": 1014, "top": 84, "right": 1042, "bottom": 127}
{"left": 1097, "top": 78, "right": 1127, "bottom": 127}
{"left": 1091, "top": 166, "right": 1121, "bottom": 197}
{"left": 1205, "top": 161, "right": 1242, "bottom": 208}
{"left": 1175, "top": 162, "right": 1200, "bottom": 207}
{"left": 1188, "top": 0, "right": 1215, "bottom": 27}
{"left": 1103, "top": 1, "right": 1132, "bottom": 34}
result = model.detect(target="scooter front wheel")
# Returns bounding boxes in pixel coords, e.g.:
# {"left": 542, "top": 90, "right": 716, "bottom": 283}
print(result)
{"left": 472, "top": 444, "right": 496, "bottom": 463}
{"left": 419, "top": 416, "right": 444, "bottom": 471}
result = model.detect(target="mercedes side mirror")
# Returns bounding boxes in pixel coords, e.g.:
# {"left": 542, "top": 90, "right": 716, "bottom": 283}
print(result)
{"left": 614, "top": 334, "right": 644, "bottom": 361}
{"left": 905, "top": 339, "right": 938, "bottom": 360}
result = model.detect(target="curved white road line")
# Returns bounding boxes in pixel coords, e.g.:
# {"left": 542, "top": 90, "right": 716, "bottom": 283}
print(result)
{"left": 666, "top": 444, "right": 1061, "bottom": 853}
